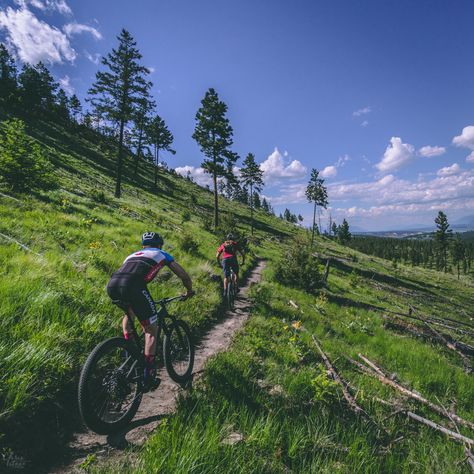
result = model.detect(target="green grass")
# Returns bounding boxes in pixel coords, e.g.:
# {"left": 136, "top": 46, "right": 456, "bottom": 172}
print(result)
{"left": 1, "top": 110, "right": 474, "bottom": 472}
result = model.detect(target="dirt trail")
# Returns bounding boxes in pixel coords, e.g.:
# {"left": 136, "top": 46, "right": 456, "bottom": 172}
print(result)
{"left": 51, "top": 260, "right": 265, "bottom": 473}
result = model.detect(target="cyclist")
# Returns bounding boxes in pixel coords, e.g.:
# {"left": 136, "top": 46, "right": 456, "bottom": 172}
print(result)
{"left": 216, "top": 233, "right": 245, "bottom": 296}
{"left": 106, "top": 232, "right": 194, "bottom": 391}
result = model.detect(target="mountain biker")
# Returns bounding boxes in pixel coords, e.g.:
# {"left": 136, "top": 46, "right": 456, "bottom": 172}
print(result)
{"left": 216, "top": 233, "right": 245, "bottom": 295}
{"left": 106, "top": 232, "right": 194, "bottom": 391}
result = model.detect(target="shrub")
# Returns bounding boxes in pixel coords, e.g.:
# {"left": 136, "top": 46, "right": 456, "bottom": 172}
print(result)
{"left": 274, "top": 236, "right": 323, "bottom": 293}
{"left": 181, "top": 209, "right": 191, "bottom": 222}
{"left": 90, "top": 188, "right": 107, "bottom": 204}
{"left": 0, "top": 119, "right": 57, "bottom": 192}
{"left": 179, "top": 233, "right": 199, "bottom": 253}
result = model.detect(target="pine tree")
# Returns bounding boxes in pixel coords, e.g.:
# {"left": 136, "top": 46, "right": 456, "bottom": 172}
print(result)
{"left": 18, "top": 62, "right": 58, "bottom": 112}
{"left": 338, "top": 219, "right": 352, "bottom": 244}
{"left": 221, "top": 150, "right": 240, "bottom": 199}
{"left": 434, "top": 211, "right": 452, "bottom": 272}
{"left": 261, "top": 197, "right": 270, "bottom": 213}
{"left": 240, "top": 153, "right": 264, "bottom": 234}
{"left": 69, "top": 95, "right": 82, "bottom": 123}
{"left": 298, "top": 214, "right": 303, "bottom": 223}
{"left": 305, "top": 168, "right": 328, "bottom": 247}
{"left": 88, "top": 29, "right": 151, "bottom": 198}
{"left": 253, "top": 192, "right": 261, "bottom": 209}
{"left": 192, "top": 88, "right": 233, "bottom": 227}
{"left": 331, "top": 221, "right": 338, "bottom": 237}
{"left": 451, "top": 234, "right": 465, "bottom": 279}
{"left": 147, "top": 114, "right": 175, "bottom": 188}
{"left": 0, "top": 44, "right": 17, "bottom": 102}
{"left": 132, "top": 90, "right": 155, "bottom": 175}
{"left": 55, "top": 88, "right": 70, "bottom": 120}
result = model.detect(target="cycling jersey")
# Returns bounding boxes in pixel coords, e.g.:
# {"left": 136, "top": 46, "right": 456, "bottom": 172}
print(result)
{"left": 217, "top": 241, "right": 239, "bottom": 260}
{"left": 110, "top": 247, "right": 174, "bottom": 285}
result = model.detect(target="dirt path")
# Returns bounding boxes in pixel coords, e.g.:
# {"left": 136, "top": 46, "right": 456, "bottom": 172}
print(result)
{"left": 51, "top": 260, "right": 265, "bottom": 473}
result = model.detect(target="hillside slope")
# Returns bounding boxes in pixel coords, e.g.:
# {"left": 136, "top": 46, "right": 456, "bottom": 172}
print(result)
{"left": 1, "top": 115, "right": 473, "bottom": 473}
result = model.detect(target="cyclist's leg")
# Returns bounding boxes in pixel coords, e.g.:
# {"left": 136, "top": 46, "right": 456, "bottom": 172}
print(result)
{"left": 232, "top": 257, "right": 239, "bottom": 290}
{"left": 107, "top": 282, "right": 134, "bottom": 339}
{"left": 222, "top": 258, "right": 231, "bottom": 294}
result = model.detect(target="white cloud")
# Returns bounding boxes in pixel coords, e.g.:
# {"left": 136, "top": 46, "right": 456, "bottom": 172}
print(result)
{"left": 335, "top": 154, "right": 350, "bottom": 168}
{"left": 0, "top": 6, "right": 76, "bottom": 64}
{"left": 453, "top": 125, "right": 474, "bottom": 151}
{"left": 353, "top": 106, "right": 371, "bottom": 117}
{"left": 437, "top": 163, "right": 461, "bottom": 177}
{"left": 466, "top": 151, "right": 474, "bottom": 163}
{"left": 64, "top": 22, "right": 102, "bottom": 40}
{"left": 84, "top": 50, "right": 101, "bottom": 64}
{"left": 321, "top": 165, "right": 337, "bottom": 178}
{"left": 14, "top": 0, "right": 72, "bottom": 15}
{"left": 174, "top": 166, "right": 213, "bottom": 188}
{"left": 418, "top": 145, "right": 446, "bottom": 157}
{"left": 376, "top": 137, "right": 415, "bottom": 172}
{"left": 259, "top": 147, "right": 307, "bottom": 184}
{"left": 360, "top": 120, "right": 369, "bottom": 127}
{"left": 58, "top": 74, "right": 73, "bottom": 95}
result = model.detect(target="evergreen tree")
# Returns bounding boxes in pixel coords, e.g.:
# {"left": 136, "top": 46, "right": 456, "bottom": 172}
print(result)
{"left": 69, "top": 94, "right": 82, "bottom": 123}
{"left": 338, "top": 219, "right": 352, "bottom": 244}
{"left": 221, "top": 150, "right": 240, "bottom": 199}
{"left": 18, "top": 62, "right": 58, "bottom": 112}
{"left": 147, "top": 114, "right": 175, "bottom": 188}
{"left": 0, "top": 119, "right": 56, "bottom": 191}
{"left": 305, "top": 168, "right": 328, "bottom": 247}
{"left": 0, "top": 44, "right": 17, "bottom": 102}
{"left": 240, "top": 153, "right": 264, "bottom": 234}
{"left": 55, "top": 88, "right": 70, "bottom": 120}
{"left": 132, "top": 90, "right": 155, "bottom": 175}
{"left": 434, "top": 211, "right": 452, "bottom": 272}
{"left": 331, "top": 221, "right": 338, "bottom": 237}
{"left": 451, "top": 234, "right": 465, "bottom": 279}
{"left": 88, "top": 29, "right": 151, "bottom": 198}
{"left": 298, "top": 214, "right": 303, "bottom": 223}
{"left": 253, "top": 191, "right": 261, "bottom": 209}
{"left": 192, "top": 88, "right": 233, "bottom": 227}
{"left": 261, "top": 197, "right": 270, "bottom": 213}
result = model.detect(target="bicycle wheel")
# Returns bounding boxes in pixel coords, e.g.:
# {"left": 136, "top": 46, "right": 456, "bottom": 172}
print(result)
{"left": 226, "top": 280, "right": 234, "bottom": 310}
{"left": 78, "top": 337, "right": 143, "bottom": 434}
{"left": 164, "top": 319, "right": 194, "bottom": 383}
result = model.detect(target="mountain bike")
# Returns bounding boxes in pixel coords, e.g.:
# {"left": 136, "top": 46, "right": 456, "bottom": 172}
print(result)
{"left": 78, "top": 295, "right": 194, "bottom": 435}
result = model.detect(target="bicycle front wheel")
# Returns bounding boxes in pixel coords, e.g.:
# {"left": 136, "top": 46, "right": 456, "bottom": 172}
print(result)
{"left": 78, "top": 337, "right": 143, "bottom": 434}
{"left": 164, "top": 320, "right": 194, "bottom": 383}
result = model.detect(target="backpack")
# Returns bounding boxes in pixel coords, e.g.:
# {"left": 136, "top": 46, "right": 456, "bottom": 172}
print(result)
{"left": 223, "top": 240, "right": 236, "bottom": 254}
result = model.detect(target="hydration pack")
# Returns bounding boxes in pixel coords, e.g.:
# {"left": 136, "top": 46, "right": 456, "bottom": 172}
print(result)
{"left": 224, "top": 240, "right": 235, "bottom": 254}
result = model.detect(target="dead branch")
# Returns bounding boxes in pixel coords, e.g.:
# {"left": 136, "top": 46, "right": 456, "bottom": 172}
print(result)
{"left": 311, "top": 335, "right": 369, "bottom": 418}
{"left": 0, "top": 232, "right": 42, "bottom": 257}
{"left": 288, "top": 300, "right": 299, "bottom": 309}
{"left": 355, "top": 354, "right": 474, "bottom": 432}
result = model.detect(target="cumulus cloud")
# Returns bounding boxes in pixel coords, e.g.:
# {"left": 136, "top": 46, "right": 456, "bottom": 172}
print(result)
{"left": 375, "top": 137, "right": 415, "bottom": 172}
{"left": 353, "top": 106, "right": 371, "bottom": 117}
{"left": 58, "top": 74, "right": 73, "bottom": 94}
{"left": 437, "top": 163, "right": 461, "bottom": 177}
{"left": 418, "top": 145, "right": 446, "bottom": 157}
{"left": 0, "top": 6, "right": 76, "bottom": 63}
{"left": 174, "top": 166, "right": 213, "bottom": 188}
{"left": 321, "top": 165, "right": 337, "bottom": 178}
{"left": 467, "top": 151, "right": 474, "bottom": 163}
{"left": 360, "top": 120, "right": 369, "bottom": 127}
{"left": 64, "top": 22, "right": 102, "bottom": 40}
{"left": 14, "top": 0, "right": 72, "bottom": 15}
{"left": 259, "top": 147, "right": 307, "bottom": 184}
{"left": 453, "top": 125, "right": 474, "bottom": 151}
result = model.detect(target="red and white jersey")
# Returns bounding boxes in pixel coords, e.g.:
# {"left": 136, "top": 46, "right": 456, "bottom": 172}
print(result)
{"left": 113, "top": 247, "right": 174, "bottom": 284}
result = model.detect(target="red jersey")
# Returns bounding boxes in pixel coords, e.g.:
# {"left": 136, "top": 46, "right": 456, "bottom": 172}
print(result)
{"left": 217, "top": 240, "right": 239, "bottom": 259}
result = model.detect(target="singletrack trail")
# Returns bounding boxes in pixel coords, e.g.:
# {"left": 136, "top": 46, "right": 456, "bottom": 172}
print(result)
{"left": 51, "top": 260, "right": 265, "bottom": 473}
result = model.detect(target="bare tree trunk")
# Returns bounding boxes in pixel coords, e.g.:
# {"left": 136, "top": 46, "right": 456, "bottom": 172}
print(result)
{"left": 115, "top": 118, "right": 125, "bottom": 198}
{"left": 311, "top": 201, "right": 317, "bottom": 246}
{"left": 134, "top": 127, "right": 143, "bottom": 176}
{"left": 250, "top": 183, "right": 254, "bottom": 235}
{"left": 213, "top": 171, "right": 219, "bottom": 228}
{"left": 154, "top": 146, "right": 159, "bottom": 188}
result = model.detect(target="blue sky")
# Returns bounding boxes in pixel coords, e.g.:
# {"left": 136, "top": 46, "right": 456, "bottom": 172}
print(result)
{"left": 1, "top": 0, "right": 474, "bottom": 230}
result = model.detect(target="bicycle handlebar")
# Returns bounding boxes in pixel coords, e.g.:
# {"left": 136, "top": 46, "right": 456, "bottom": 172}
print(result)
{"left": 156, "top": 295, "right": 186, "bottom": 306}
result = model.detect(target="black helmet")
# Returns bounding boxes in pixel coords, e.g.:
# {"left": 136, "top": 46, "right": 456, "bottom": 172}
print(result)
{"left": 226, "top": 233, "right": 234, "bottom": 240}
{"left": 142, "top": 231, "right": 164, "bottom": 247}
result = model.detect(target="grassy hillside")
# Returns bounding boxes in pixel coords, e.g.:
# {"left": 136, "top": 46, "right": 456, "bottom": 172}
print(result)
{"left": 1, "top": 113, "right": 474, "bottom": 473}
{"left": 0, "top": 113, "right": 295, "bottom": 465}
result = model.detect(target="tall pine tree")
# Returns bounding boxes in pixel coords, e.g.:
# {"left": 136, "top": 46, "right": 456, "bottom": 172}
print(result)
{"left": 434, "top": 211, "right": 452, "bottom": 272}
{"left": 192, "top": 88, "right": 233, "bottom": 227}
{"left": 0, "top": 44, "right": 17, "bottom": 102}
{"left": 88, "top": 29, "right": 151, "bottom": 198}
{"left": 240, "top": 153, "right": 264, "bottom": 234}
{"left": 147, "top": 114, "right": 175, "bottom": 188}
{"left": 305, "top": 168, "right": 328, "bottom": 246}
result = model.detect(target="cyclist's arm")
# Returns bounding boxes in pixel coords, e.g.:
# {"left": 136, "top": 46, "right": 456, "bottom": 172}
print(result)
{"left": 169, "top": 261, "right": 193, "bottom": 296}
{"left": 216, "top": 247, "right": 223, "bottom": 263}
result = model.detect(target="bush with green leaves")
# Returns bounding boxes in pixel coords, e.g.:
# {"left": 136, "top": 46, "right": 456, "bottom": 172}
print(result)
{"left": 274, "top": 235, "right": 323, "bottom": 293}
{"left": 178, "top": 232, "right": 199, "bottom": 253}
{"left": 0, "top": 119, "right": 57, "bottom": 192}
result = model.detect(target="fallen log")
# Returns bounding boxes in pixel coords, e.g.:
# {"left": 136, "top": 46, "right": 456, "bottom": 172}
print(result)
{"left": 0, "top": 232, "right": 42, "bottom": 257}
{"left": 354, "top": 354, "right": 474, "bottom": 432}
{"left": 374, "top": 397, "right": 474, "bottom": 447}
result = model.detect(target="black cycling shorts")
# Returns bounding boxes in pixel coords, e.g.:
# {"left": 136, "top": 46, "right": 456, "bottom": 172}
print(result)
{"left": 106, "top": 279, "right": 158, "bottom": 326}
{"left": 222, "top": 256, "right": 239, "bottom": 278}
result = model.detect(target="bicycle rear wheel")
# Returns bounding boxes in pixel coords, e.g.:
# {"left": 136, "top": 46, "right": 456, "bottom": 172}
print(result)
{"left": 78, "top": 337, "right": 143, "bottom": 434}
{"left": 164, "top": 320, "right": 194, "bottom": 383}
